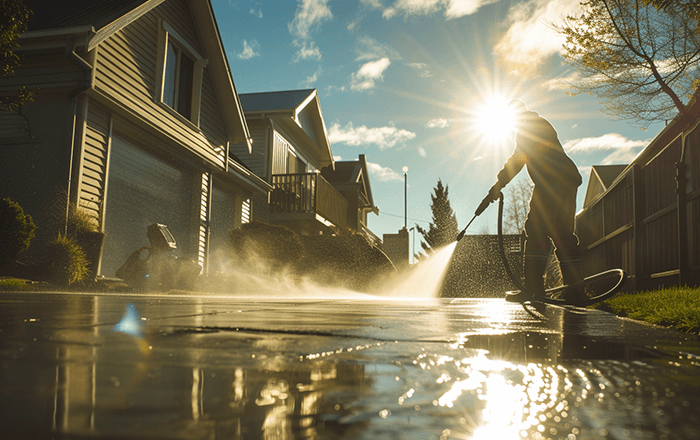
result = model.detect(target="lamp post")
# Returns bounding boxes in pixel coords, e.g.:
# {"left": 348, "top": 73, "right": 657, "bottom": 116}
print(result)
{"left": 402, "top": 166, "right": 408, "bottom": 229}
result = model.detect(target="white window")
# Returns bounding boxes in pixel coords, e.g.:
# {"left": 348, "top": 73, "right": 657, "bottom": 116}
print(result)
{"left": 163, "top": 40, "right": 194, "bottom": 119}
{"left": 157, "top": 21, "right": 207, "bottom": 126}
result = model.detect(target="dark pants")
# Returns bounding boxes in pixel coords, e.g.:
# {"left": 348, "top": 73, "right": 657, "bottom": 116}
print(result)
{"left": 523, "top": 184, "right": 581, "bottom": 291}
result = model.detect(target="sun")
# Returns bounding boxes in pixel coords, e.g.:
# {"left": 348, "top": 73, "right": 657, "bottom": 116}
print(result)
{"left": 474, "top": 96, "right": 518, "bottom": 145}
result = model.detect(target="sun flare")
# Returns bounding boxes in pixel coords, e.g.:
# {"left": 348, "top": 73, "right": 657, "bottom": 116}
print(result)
{"left": 474, "top": 96, "right": 518, "bottom": 145}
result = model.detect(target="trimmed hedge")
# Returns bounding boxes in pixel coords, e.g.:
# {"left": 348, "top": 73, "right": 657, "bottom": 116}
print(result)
{"left": 229, "top": 221, "right": 395, "bottom": 292}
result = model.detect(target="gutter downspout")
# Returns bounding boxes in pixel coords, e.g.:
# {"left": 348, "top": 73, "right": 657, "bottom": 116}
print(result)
{"left": 64, "top": 35, "right": 93, "bottom": 234}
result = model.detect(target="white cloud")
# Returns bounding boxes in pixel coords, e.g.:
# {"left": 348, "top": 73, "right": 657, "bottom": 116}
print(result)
{"left": 578, "top": 164, "right": 592, "bottom": 176}
{"left": 301, "top": 67, "right": 323, "bottom": 88}
{"left": 360, "top": 0, "right": 384, "bottom": 8}
{"left": 288, "top": 0, "right": 332, "bottom": 61}
{"left": 494, "top": 0, "right": 579, "bottom": 75}
{"left": 355, "top": 36, "right": 401, "bottom": 62}
{"left": 370, "top": 0, "right": 499, "bottom": 20}
{"left": 564, "top": 133, "right": 649, "bottom": 165}
{"left": 351, "top": 57, "right": 391, "bottom": 92}
{"left": 563, "top": 133, "right": 648, "bottom": 153}
{"left": 445, "top": 0, "right": 500, "bottom": 18}
{"left": 288, "top": 0, "right": 333, "bottom": 40}
{"left": 426, "top": 118, "right": 449, "bottom": 128}
{"left": 383, "top": 0, "right": 440, "bottom": 19}
{"left": 249, "top": 7, "right": 262, "bottom": 18}
{"left": 407, "top": 62, "right": 432, "bottom": 78}
{"left": 367, "top": 162, "right": 403, "bottom": 181}
{"left": 328, "top": 121, "right": 416, "bottom": 149}
{"left": 542, "top": 71, "right": 580, "bottom": 91}
{"left": 293, "top": 40, "right": 322, "bottom": 62}
{"left": 600, "top": 148, "right": 643, "bottom": 165}
{"left": 238, "top": 39, "right": 260, "bottom": 59}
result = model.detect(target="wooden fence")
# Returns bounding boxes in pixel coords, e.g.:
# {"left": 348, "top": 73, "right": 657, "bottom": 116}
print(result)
{"left": 577, "top": 121, "right": 700, "bottom": 291}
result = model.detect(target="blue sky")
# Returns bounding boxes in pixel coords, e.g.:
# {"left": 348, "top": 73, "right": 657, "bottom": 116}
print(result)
{"left": 211, "top": 0, "right": 664, "bottom": 242}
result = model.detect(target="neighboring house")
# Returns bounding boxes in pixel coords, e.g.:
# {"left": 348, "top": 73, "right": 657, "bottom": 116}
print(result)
{"left": 576, "top": 92, "right": 700, "bottom": 291}
{"left": 230, "top": 89, "right": 348, "bottom": 236}
{"left": 582, "top": 165, "right": 627, "bottom": 209}
{"left": 321, "top": 154, "right": 380, "bottom": 245}
{"left": 0, "top": 0, "right": 270, "bottom": 278}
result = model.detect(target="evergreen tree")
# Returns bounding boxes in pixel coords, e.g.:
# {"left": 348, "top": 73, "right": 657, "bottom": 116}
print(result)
{"left": 416, "top": 179, "right": 458, "bottom": 253}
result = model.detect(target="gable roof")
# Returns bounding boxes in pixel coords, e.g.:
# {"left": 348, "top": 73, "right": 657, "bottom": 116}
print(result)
{"left": 322, "top": 154, "right": 377, "bottom": 214}
{"left": 594, "top": 165, "right": 626, "bottom": 188}
{"left": 239, "top": 89, "right": 333, "bottom": 169}
{"left": 239, "top": 89, "right": 317, "bottom": 113}
{"left": 583, "top": 165, "right": 627, "bottom": 208}
{"left": 20, "top": 0, "right": 252, "bottom": 147}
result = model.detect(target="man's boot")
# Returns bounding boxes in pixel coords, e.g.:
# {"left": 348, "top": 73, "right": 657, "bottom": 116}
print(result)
{"left": 508, "top": 254, "right": 547, "bottom": 302}
{"left": 559, "top": 257, "right": 586, "bottom": 304}
{"left": 523, "top": 255, "right": 547, "bottom": 300}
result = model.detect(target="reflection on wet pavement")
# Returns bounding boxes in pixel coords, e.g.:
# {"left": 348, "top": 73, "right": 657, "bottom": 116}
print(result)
{"left": 1, "top": 292, "right": 699, "bottom": 439}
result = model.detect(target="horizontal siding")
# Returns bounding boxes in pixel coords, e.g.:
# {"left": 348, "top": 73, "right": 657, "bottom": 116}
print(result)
{"left": 198, "top": 67, "right": 227, "bottom": 149}
{"left": 93, "top": 0, "right": 226, "bottom": 169}
{"left": 80, "top": 102, "right": 111, "bottom": 222}
{"left": 230, "top": 120, "right": 268, "bottom": 178}
{"left": 2, "top": 54, "right": 83, "bottom": 90}
{"left": 156, "top": 0, "right": 201, "bottom": 53}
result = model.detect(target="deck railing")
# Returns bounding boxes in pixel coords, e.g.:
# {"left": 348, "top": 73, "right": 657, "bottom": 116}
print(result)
{"left": 270, "top": 173, "right": 347, "bottom": 229}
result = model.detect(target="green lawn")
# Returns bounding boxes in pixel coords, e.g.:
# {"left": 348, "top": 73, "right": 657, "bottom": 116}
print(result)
{"left": 601, "top": 286, "right": 700, "bottom": 333}
{"left": 0, "top": 277, "right": 39, "bottom": 291}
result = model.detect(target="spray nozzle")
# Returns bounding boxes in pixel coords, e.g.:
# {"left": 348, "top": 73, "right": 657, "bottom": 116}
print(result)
{"left": 455, "top": 191, "right": 503, "bottom": 242}
{"left": 455, "top": 227, "right": 467, "bottom": 242}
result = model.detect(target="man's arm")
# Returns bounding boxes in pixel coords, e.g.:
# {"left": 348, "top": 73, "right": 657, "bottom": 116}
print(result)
{"left": 486, "top": 147, "right": 527, "bottom": 201}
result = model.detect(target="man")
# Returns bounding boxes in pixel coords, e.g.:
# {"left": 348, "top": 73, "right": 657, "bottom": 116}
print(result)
{"left": 482, "top": 99, "right": 585, "bottom": 302}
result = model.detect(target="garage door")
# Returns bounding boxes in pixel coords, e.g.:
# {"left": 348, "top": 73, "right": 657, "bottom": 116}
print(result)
{"left": 208, "top": 182, "right": 237, "bottom": 272}
{"left": 101, "top": 133, "right": 194, "bottom": 277}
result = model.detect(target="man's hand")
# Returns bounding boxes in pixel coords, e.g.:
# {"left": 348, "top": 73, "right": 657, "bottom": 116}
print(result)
{"left": 474, "top": 183, "right": 503, "bottom": 217}
{"left": 487, "top": 183, "right": 502, "bottom": 202}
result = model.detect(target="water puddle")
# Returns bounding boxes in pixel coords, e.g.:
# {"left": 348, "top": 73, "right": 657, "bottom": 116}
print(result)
{"left": 1, "top": 292, "right": 699, "bottom": 439}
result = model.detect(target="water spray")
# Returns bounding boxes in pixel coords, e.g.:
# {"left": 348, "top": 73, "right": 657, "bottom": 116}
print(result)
{"left": 455, "top": 193, "right": 500, "bottom": 242}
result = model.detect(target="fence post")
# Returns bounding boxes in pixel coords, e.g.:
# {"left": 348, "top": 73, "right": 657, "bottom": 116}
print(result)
{"left": 677, "top": 134, "right": 689, "bottom": 286}
{"left": 633, "top": 164, "right": 645, "bottom": 292}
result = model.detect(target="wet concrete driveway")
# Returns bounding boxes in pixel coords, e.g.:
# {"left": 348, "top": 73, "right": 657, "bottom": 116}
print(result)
{"left": 1, "top": 291, "right": 700, "bottom": 439}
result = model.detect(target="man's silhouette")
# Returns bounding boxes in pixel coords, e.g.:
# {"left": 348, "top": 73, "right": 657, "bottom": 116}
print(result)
{"left": 482, "top": 99, "right": 585, "bottom": 302}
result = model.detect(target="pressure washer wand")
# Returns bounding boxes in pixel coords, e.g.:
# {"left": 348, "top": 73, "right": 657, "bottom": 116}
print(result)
{"left": 455, "top": 194, "right": 496, "bottom": 242}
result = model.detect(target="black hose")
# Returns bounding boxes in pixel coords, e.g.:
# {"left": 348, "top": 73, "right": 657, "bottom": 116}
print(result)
{"left": 496, "top": 192, "right": 529, "bottom": 295}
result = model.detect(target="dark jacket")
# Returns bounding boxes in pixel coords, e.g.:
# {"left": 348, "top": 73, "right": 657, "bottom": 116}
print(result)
{"left": 496, "top": 111, "right": 582, "bottom": 192}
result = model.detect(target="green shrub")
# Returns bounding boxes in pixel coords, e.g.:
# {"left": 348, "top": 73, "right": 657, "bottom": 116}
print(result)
{"left": 229, "top": 221, "right": 305, "bottom": 274}
{"left": 0, "top": 197, "right": 36, "bottom": 270}
{"left": 44, "top": 234, "right": 88, "bottom": 286}
{"left": 66, "top": 204, "right": 99, "bottom": 236}
{"left": 300, "top": 232, "right": 395, "bottom": 291}
{"left": 228, "top": 221, "right": 395, "bottom": 291}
